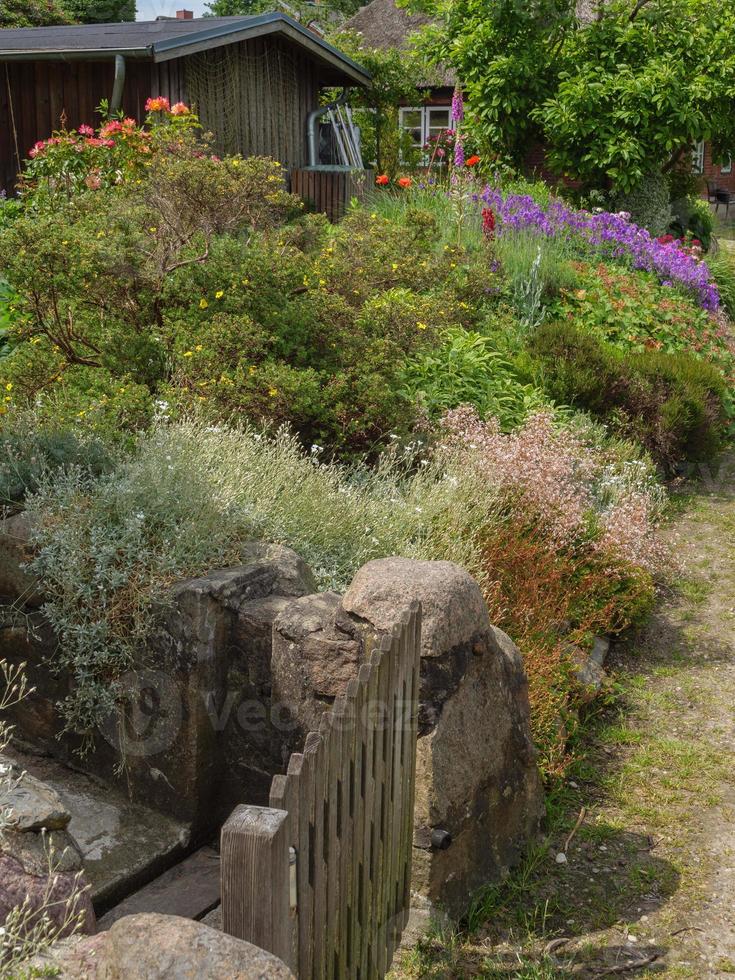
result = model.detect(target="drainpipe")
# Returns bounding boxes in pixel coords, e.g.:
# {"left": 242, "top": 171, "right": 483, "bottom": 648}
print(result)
{"left": 306, "top": 89, "right": 349, "bottom": 167}
{"left": 110, "top": 54, "right": 126, "bottom": 113}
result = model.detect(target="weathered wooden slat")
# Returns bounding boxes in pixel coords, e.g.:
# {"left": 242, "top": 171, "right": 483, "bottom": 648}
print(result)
{"left": 299, "top": 731, "right": 321, "bottom": 979}
{"left": 220, "top": 804, "right": 291, "bottom": 967}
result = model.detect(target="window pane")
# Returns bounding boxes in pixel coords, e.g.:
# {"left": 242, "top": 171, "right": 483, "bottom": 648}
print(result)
{"left": 427, "top": 108, "right": 450, "bottom": 129}
{"left": 400, "top": 109, "right": 423, "bottom": 148}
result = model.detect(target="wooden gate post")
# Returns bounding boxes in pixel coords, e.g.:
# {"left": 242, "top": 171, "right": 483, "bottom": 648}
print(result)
{"left": 221, "top": 804, "right": 292, "bottom": 968}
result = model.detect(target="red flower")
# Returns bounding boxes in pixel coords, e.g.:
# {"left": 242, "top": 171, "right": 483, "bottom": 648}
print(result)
{"left": 375, "top": 174, "right": 390, "bottom": 186}
{"left": 482, "top": 207, "right": 496, "bottom": 239}
{"left": 397, "top": 176, "right": 412, "bottom": 188}
{"left": 465, "top": 155, "right": 481, "bottom": 167}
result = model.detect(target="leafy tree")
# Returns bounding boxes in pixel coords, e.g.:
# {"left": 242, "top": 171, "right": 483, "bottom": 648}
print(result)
{"left": 419, "top": 0, "right": 735, "bottom": 191}
{"left": 329, "top": 30, "right": 423, "bottom": 171}
{"left": 0, "top": 0, "right": 72, "bottom": 27}
{"left": 63, "top": 0, "right": 135, "bottom": 22}
{"left": 205, "top": 0, "right": 265, "bottom": 14}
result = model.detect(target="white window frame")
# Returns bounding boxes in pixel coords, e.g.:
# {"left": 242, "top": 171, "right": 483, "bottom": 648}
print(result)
{"left": 692, "top": 140, "right": 705, "bottom": 174}
{"left": 722, "top": 154, "right": 732, "bottom": 175}
{"left": 398, "top": 105, "right": 452, "bottom": 164}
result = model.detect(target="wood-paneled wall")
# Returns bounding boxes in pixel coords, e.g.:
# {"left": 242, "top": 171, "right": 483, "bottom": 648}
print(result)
{"left": 0, "top": 35, "right": 324, "bottom": 194}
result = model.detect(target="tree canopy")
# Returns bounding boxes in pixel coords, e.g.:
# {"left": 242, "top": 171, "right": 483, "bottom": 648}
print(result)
{"left": 0, "top": 0, "right": 72, "bottom": 27}
{"left": 0, "top": 0, "right": 134, "bottom": 26}
{"left": 419, "top": 0, "right": 735, "bottom": 191}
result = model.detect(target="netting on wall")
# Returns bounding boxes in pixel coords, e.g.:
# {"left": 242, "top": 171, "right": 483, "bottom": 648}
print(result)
{"left": 185, "top": 42, "right": 302, "bottom": 161}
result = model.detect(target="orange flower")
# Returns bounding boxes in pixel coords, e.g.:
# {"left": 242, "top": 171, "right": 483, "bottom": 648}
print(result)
{"left": 170, "top": 102, "right": 190, "bottom": 116}
{"left": 375, "top": 174, "right": 390, "bottom": 185}
{"left": 397, "top": 176, "right": 412, "bottom": 188}
{"left": 145, "top": 96, "right": 170, "bottom": 113}
{"left": 465, "top": 155, "right": 481, "bottom": 167}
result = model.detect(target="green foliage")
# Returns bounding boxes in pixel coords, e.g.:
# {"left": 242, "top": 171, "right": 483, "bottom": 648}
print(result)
{"left": 0, "top": 413, "right": 112, "bottom": 508}
{"left": 529, "top": 320, "right": 728, "bottom": 470}
{"left": 327, "top": 31, "right": 424, "bottom": 172}
{"left": 63, "top": 0, "right": 135, "bottom": 22}
{"left": 421, "top": 0, "right": 735, "bottom": 192}
{"left": 670, "top": 195, "right": 715, "bottom": 250}
{"left": 0, "top": 0, "right": 71, "bottom": 27}
{"left": 707, "top": 250, "right": 735, "bottom": 321}
{"left": 495, "top": 228, "right": 580, "bottom": 304}
{"left": 611, "top": 171, "right": 672, "bottom": 237}
{"left": 550, "top": 262, "right": 735, "bottom": 394}
{"left": 400, "top": 327, "right": 550, "bottom": 426}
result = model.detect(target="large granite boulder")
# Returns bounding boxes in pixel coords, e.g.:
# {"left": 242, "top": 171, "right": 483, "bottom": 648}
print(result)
{"left": 272, "top": 557, "right": 544, "bottom": 919}
{"left": 28, "top": 912, "right": 295, "bottom": 978}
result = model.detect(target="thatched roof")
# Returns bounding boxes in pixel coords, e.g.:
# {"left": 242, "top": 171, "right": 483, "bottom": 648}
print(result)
{"left": 344, "top": 0, "right": 455, "bottom": 86}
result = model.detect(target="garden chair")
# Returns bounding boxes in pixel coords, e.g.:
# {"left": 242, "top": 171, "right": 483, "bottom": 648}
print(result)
{"left": 706, "top": 181, "right": 720, "bottom": 204}
{"left": 715, "top": 189, "right": 735, "bottom": 217}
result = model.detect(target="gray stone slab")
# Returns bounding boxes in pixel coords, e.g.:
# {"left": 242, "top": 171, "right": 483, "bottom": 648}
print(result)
{"left": 6, "top": 748, "right": 190, "bottom": 912}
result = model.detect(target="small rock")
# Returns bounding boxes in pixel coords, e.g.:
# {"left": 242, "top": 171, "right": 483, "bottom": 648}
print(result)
{"left": 555, "top": 852, "right": 568, "bottom": 864}
{"left": 0, "top": 760, "right": 71, "bottom": 831}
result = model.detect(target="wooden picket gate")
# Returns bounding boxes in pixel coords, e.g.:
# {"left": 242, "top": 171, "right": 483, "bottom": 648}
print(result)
{"left": 220, "top": 602, "right": 422, "bottom": 979}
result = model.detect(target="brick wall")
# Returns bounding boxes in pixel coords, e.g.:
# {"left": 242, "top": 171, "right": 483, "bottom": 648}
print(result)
{"left": 700, "top": 143, "right": 735, "bottom": 194}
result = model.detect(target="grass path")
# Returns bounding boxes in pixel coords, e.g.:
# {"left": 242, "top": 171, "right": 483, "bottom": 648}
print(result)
{"left": 394, "top": 457, "right": 735, "bottom": 978}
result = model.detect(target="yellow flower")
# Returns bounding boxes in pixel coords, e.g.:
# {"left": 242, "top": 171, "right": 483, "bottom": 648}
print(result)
{"left": 391, "top": 263, "right": 398, "bottom": 271}
{"left": 416, "top": 321, "right": 428, "bottom": 330}
{"left": 248, "top": 366, "right": 256, "bottom": 376}
{"left": 183, "top": 351, "right": 194, "bottom": 358}
{"left": 5, "top": 383, "right": 12, "bottom": 391}
{"left": 195, "top": 344, "right": 203, "bottom": 351}
{"left": 268, "top": 387, "right": 278, "bottom": 397}
{"left": 199, "top": 298, "right": 209, "bottom": 309}
{"left": 149, "top": 227, "right": 157, "bottom": 234}
{"left": 215, "top": 290, "right": 224, "bottom": 299}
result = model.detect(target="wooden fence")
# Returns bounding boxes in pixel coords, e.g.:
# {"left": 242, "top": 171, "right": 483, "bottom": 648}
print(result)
{"left": 221, "top": 602, "right": 422, "bottom": 978}
{"left": 290, "top": 168, "right": 373, "bottom": 222}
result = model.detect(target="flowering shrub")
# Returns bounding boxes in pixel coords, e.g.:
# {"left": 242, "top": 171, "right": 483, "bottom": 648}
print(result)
{"left": 441, "top": 405, "right": 668, "bottom": 574}
{"left": 20, "top": 100, "right": 200, "bottom": 208}
{"left": 481, "top": 188, "right": 721, "bottom": 311}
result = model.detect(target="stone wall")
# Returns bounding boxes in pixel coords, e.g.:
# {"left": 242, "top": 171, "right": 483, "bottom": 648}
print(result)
{"left": 0, "top": 517, "right": 543, "bottom": 917}
{"left": 272, "top": 557, "right": 544, "bottom": 918}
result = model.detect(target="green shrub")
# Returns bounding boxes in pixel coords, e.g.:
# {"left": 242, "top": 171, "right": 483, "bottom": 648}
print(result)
{"left": 669, "top": 195, "right": 715, "bottom": 250}
{"left": 611, "top": 170, "right": 672, "bottom": 237}
{"left": 707, "top": 249, "right": 735, "bottom": 320}
{"left": 401, "top": 327, "right": 550, "bottom": 427}
{"left": 529, "top": 320, "right": 727, "bottom": 470}
{"left": 0, "top": 413, "right": 113, "bottom": 507}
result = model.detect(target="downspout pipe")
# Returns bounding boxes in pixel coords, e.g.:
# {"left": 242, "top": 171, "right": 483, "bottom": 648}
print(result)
{"left": 110, "top": 54, "right": 126, "bottom": 113}
{"left": 306, "top": 89, "right": 349, "bottom": 167}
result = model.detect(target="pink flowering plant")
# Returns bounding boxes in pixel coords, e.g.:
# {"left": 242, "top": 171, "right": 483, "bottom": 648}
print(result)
{"left": 441, "top": 405, "right": 668, "bottom": 576}
{"left": 20, "top": 98, "right": 200, "bottom": 208}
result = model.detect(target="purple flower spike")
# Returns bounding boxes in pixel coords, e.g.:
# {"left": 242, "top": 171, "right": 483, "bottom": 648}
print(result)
{"left": 451, "top": 85, "right": 464, "bottom": 124}
{"left": 454, "top": 140, "right": 465, "bottom": 168}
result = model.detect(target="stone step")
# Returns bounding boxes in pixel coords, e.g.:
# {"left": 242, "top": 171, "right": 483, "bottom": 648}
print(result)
{"left": 97, "top": 846, "right": 220, "bottom": 930}
{"left": 6, "top": 746, "right": 190, "bottom": 913}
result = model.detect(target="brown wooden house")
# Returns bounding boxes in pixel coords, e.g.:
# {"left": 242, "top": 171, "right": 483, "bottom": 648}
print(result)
{"left": 0, "top": 13, "right": 371, "bottom": 201}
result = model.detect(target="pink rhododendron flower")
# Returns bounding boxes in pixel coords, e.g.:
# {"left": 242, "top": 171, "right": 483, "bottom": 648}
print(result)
{"left": 170, "top": 102, "right": 190, "bottom": 116}
{"left": 78, "top": 124, "right": 94, "bottom": 136}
